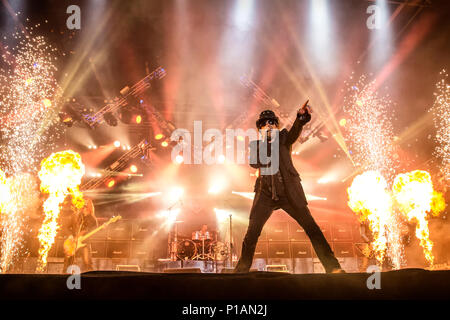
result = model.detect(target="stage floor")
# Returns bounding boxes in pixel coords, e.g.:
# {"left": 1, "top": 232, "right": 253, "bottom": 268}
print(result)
{"left": 0, "top": 269, "right": 449, "bottom": 300}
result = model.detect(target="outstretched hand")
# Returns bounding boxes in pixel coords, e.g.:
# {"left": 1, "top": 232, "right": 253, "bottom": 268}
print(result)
{"left": 298, "top": 99, "right": 313, "bottom": 115}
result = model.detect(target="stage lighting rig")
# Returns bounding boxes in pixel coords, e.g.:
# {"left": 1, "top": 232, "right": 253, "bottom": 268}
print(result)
{"left": 59, "top": 101, "right": 84, "bottom": 127}
{"left": 103, "top": 112, "right": 118, "bottom": 126}
{"left": 230, "top": 74, "right": 282, "bottom": 130}
{"left": 310, "top": 124, "right": 329, "bottom": 143}
{"left": 143, "top": 100, "right": 177, "bottom": 137}
{"left": 81, "top": 139, "right": 155, "bottom": 190}
{"left": 81, "top": 66, "right": 166, "bottom": 128}
{"left": 240, "top": 74, "right": 280, "bottom": 109}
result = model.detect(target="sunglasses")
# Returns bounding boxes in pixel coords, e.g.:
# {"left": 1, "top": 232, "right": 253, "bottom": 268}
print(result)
{"left": 262, "top": 119, "right": 278, "bottom": 127}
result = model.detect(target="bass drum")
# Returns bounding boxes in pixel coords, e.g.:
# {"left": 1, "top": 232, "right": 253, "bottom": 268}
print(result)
{"left": 209, "top": 241, "right": 229, "bottom": 261}
{"left": 176, "top": 239, "right": 197, "bottom": 260}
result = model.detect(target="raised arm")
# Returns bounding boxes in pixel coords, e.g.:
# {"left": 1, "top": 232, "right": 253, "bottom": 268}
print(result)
{"left": 286, "top": 100, "right": 312, "bottom": 145}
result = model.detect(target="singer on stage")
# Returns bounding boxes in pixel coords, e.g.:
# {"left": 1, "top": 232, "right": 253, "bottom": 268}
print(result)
{"left": 234, "top": 101, "right": 344, "bottom": 273}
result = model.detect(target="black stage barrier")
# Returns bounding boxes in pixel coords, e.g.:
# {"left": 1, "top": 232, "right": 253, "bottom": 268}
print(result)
{"left": 0, "top": 269, "right": 449, "bottom": 301}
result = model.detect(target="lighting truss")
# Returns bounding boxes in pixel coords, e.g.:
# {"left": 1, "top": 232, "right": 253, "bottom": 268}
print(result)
{"left": 81, "top": 139, "right": 155, "bottom": 190}
{"left": 240, "top": 74, "right": 280, "bottom": 109}
{"left": 82, "top": 66, "right": 166, "bottom": 128}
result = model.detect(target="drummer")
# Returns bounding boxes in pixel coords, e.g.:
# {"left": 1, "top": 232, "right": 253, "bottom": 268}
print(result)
{"left": 192, "top": 224, "right": 212, "bottom": 241}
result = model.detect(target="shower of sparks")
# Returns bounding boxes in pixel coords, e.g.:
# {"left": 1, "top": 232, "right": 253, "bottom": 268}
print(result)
{"left": 392, "top": 170, "right": 445, "bottom": 266}
{"left": 431, "top": 70, "right": 450, "bottom": 185}
{"left": 0, "top": 171, "right": 40, "bottom": 272}
{"left": 343, "top": 74, "right": 398, "bottom": 182}
{"left": 0, "top": 27, "right": 64, "bottom": 272}
{"left": 36, "top": 151, "right": 85, "bottom": 272}
{"left": 0, "top": 31, "right": 63, "bottom": 175}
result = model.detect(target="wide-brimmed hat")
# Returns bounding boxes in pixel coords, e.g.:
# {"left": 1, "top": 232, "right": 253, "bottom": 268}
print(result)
{"left": 256, "top": 110, "right": 279, "bottom": 128}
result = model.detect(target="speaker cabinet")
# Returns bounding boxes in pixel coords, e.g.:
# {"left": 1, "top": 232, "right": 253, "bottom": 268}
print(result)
{"left": 107, "top": 220, "right": 133, "bottom": 240}
{"left": 333, "top": 242, "right": 355, "bottom": 258}
{"left": 266, "top": 221, "right": 289, "bottom": 241}
{"left": 106, "top": 241, "right": 130, "bottom": 259}
{"left": 90, "top": 241, "right": 107, "bottom": 258}
{"left": 254, "top": 241, "right": 268, "bottom": 260}
{"left": 131, "top": 241, "right": 151, "bottom": 259}
{"left": 288, "top": 222, "right": 309, "bottom": 241}
{"left": 132, "top": 220, "right": 153, "bottom": 240}
{"left": 290, "top": 242, "right": 312, "bottom": 258}
{"left": 268, "top": 242, "right": 290, "bottom": 258}
{"left": 332, "top": 223, "right": 353, "bottom": 242}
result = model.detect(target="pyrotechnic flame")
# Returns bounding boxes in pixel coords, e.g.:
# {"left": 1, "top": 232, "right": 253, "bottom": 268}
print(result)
{"left": 348, "top": 170, "right": 445, "bottom": 268}
{"left": 392, "top": 170, "right": 445, "bottom": 266}
{"left": 36, "top": 151, "right": 85, "bottom": 272}
{"left": 347, "top": 171, "right": 392, "bottom": 265}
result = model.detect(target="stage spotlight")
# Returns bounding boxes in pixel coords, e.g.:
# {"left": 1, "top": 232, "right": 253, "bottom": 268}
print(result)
{"left": 218, "top": 154, "right": 225, "bottom": 164}
{"left": 157, "top": 208, "right": 180, "bottom": 226}
{"left": 114, "top": 141, "right": 121, "bottom": 148}
{"left": 317, "top": 177, "right": 331, "bottom": 184}
{"left": 59, "top": 112, "right": 74, "bottom": 127}
{"left": 369, "top": 0, "right": 393, "bottom": 69}
{"left": 231, "top": 191, "right": 255, "bottom": 200}
{"left": 169, "top": 187, "right": 184, "bottom": 202}
{"left": 208, "top": 176, "right": 228, "bottom": 194}
{"left": 339, "top": 118, "right": 347, "bottom": 127}
{"left": 161, "top": 141, "right": 169, "bottom": 147}
{"left": 308, "top": 0, "right": 336, "bottom": 76}
{"left": 135, "top": 115, "right": 142, "bottom": 124}
{"left": 107, "top": 180, "right": 115, "bottom": 188}
{"left": 214, "top": 208, "right": 231, "bottom": 224}
{"left": 130, "top": 165, "right": 138, "bottom": 173}
{"left": 155, "top": 133, "right": 164, "bottom": 140}
{"left": 175, "top": 155, "right": 184, "bottom": 164}
{"left": 233, "top": 0, "right": 255, "bottom": 30}
{"left": 103, "top": 112, "right": 118, "bottom": 126}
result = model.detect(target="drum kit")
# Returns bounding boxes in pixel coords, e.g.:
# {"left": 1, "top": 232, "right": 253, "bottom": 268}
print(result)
{"left": 169, "top": 223, "right": 230, "bottom": 262}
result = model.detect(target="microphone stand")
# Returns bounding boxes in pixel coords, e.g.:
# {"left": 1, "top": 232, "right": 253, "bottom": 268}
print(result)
{"left": 167, "top": 199, "right": 182, "bottom": 262}
{"left": 229, "top": 212, "right": 233, "bottom": 268}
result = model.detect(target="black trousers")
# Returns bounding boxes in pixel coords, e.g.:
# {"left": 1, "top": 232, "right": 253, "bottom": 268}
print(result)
{"left": 235, "top": 191, "right": 341, "bottom": 273}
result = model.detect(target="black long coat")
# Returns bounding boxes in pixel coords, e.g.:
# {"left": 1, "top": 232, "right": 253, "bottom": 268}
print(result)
{"left": 249, "top": 114, "right": 309, "bottom": 207}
